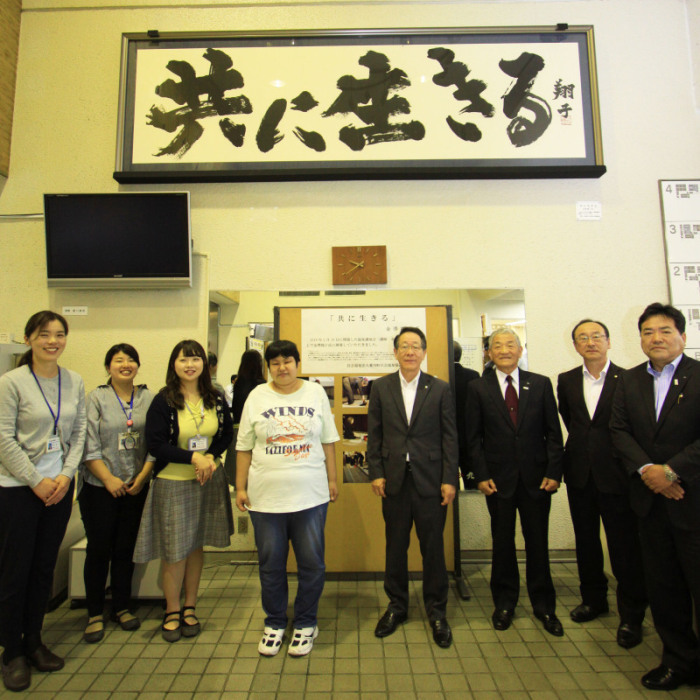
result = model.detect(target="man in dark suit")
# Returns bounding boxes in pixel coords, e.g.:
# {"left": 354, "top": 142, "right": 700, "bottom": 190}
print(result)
{"left": 610, "top": 303, "right": 700, "bottom": 691}
{"left": 558, "top": 319, "right": 647, "bottom": 648}
{"left": 466, "top": 328, "right": 564, "bottom": 636}
{"left": 453, "top": 341, "right": 479, "bottom": 486}
{"left": 367, "top": 327, "right": 458, "bottom": 648}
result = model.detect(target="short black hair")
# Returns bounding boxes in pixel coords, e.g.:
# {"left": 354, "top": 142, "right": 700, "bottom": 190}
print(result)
{"left": 571, "top": 319, "right": 610, "bottom": 342}
{"left": 264, "top": 339, "right": 300, "bottom": 366}
{"left": 453, "top": 340, "right": 462, "bottom": 362}
{"left": 104, "top": 343, "right": 140, "bottom": 369}
{"left": 208, "top": 352, "right": 218, "bottom": 367}
{"left": 637, "top": 303, "right": 686, "bottom": 334}
{"left": 393, "top": 327, "right": 427, "bottom": 350}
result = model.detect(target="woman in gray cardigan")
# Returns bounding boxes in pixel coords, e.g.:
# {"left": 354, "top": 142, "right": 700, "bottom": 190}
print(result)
{"left": 0, "top": 310, "right": 86, "bottom": 693}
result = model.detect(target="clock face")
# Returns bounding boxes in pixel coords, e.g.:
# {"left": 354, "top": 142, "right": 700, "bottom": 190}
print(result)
{"left": 332, "top": 246, "right": 387, "bottom": 285}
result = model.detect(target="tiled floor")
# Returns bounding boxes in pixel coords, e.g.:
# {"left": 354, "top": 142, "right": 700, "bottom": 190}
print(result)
{"left": 3, "top": 558, "right": 699, "bottom": 699}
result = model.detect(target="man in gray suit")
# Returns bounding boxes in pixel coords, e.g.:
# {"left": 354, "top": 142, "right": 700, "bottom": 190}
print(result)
{"left": 367, "top": 327, "right": 458, "bottom": 648}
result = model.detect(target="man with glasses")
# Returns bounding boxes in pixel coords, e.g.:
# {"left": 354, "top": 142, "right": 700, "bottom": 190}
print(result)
{"left": 611, "top": 303, "right": 700, "bottom": 691}
{"left": 367, "top": 327, "right": 458, "bottom": 648}
{"left": 557, "top": 320, "right": 646, "bottom": 648}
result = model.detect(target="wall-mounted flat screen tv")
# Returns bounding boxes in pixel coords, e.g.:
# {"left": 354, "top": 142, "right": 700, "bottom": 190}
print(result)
{"left": 44, "top": 192, "right": 192, "bottom": 289}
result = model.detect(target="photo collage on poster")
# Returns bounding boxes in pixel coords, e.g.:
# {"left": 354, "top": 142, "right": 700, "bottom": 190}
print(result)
{"left": 340, "top": 376, "right": 376, "bottom": 484}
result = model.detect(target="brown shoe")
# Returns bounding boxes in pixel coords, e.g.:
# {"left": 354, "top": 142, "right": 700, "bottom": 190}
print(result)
{"left": 1, "top": 655, "right": 31, "bottom": 692}
{"left": 26, "top": 645, "right": 64, "bottom": 672}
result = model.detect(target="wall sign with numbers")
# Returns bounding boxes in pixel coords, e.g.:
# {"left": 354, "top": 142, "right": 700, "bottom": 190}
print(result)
{"left": 660, "top": 179, "right": 700, "bottom": 357}
{"left": 114, "top": 26, "right": 606, "bottom": 183}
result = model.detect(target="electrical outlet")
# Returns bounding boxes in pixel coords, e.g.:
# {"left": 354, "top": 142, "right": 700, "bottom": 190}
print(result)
{"left": 237, "top": 517, "right": 248, "bottom": 534}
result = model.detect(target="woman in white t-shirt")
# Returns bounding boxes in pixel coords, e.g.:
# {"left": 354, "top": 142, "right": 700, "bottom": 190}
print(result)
{"left": 236, "top": 340, "right": 339, "bottom": 658}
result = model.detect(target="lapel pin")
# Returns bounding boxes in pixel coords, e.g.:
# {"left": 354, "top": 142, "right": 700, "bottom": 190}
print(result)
{"left": 674, "top": 379, "right": 678, "bottom": 385}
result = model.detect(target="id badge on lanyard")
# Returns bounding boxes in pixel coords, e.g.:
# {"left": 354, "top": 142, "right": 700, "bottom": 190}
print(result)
{"left": 185, "top": 400, "right": 209, "bottom": 452}
{"left": 30, "top": 367, "right": 62, "bottom": 456}
{"left": 189, "top": 435, "right": 209, "bottom": 451}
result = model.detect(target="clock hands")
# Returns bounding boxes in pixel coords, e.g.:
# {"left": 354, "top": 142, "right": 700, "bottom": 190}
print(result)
{"left": 343, "top": 260, "right": 365, "bottom": 276}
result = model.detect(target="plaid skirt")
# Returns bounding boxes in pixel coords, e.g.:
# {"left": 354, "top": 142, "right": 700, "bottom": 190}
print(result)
{"left": 133, "top": 465, "right": 234, "bottom": 564}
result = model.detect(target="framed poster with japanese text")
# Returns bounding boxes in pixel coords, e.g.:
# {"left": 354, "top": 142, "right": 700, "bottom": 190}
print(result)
{"left": 114, "top": 26, "right": 605, "bottom": 183}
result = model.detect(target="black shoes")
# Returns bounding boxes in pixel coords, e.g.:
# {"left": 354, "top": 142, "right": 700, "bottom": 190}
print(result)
{"left": 616, "top": 623, "right": 642, "bottom": 649}
{"left": 430, "top": 618, "right": 452, "bottom": 648}
{"left": 492, "top": 609, "right": 514, "bottom": 631}
{"left": 1, "top": 656, "right": 30, "bottom": 692}
{"left": 26, "top": 644, "right": 64, "bottom": 672}
{"left": 569, "top": 603, "right": 609, "bottom": 623}
{"left": 641, "top": 664, "right": 700, "bottom": 691}
{"left": 534, "top": 612, "right": 564, "bottom": 637}
{"left": 374, "top": 610, "right": 407, "bottom": 638}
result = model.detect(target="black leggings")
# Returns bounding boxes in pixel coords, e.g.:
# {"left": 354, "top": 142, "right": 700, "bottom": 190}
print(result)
{"left": 0, "top": 482, "right": 74, "bottom": 662}
{"left": 78, "top": 482, "right": 148, "bottom": 616}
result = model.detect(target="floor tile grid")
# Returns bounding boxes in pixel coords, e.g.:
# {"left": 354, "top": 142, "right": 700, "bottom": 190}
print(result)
{"left": 1, "top": 561, "right": 698, "bottom": 699}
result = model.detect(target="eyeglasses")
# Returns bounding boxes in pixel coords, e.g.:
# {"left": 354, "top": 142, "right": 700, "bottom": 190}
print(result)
{"left": 398, "top": 344, "right": 424, "bottom": 352}
{"left": 575, "top": 333, "right": 607, "bottom": 343}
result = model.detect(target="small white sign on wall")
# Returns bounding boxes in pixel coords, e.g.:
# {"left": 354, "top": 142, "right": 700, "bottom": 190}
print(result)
{"left": 576, "top": 200, "right": 602, "bottom": 221}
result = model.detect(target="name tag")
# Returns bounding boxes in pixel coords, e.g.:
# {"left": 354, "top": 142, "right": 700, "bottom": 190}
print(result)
{"left": 189, "top": 435, "right": 209, "bottom": 451}
{"left": 119, "top": 431, "right": 140, "bottom": 451}
{"left": 46, "top": 436, "right": 61, "bottom": 453}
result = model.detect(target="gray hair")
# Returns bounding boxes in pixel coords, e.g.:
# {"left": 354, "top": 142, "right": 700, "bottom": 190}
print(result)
{"left": 488, "top": 327, "right": 522, "bottom": 349}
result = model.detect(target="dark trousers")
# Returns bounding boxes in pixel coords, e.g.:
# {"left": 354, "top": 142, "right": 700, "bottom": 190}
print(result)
{"left": 0, "top": 482, "right": 74, "bottom": 661}
{"left": 382, "top": 471, "right": 449, "bottom": 620}
{"left": 639, "top": 497, "right": 700, "bottom": 674}
{"left": 567, "top": 476, "right": 647, "bottom": 624}
{"left": 486, "top": 480, "right": 556, "bottom": 616}
{"left": 78, "top": 481, "right": 149, "bottom": 616}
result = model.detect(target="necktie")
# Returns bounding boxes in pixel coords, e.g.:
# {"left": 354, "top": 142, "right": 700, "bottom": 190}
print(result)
{"left": 505, "top": 375, "right": 518, "bottom": 427}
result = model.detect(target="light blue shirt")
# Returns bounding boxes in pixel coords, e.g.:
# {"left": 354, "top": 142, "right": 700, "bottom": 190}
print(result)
{"left": 646, "top": 354, "right": 683, "bottom": 420}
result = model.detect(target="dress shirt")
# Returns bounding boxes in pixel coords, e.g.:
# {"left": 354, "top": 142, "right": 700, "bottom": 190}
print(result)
{"left": 399, "top": 370, "right": 421, "bottom": 423}
{"left": 582, "top": 359, "right": 610, "bottom": 418}
{"left": 399, "top": 370, "right": 420, "bottom": 464}
{"left": 495, "top": 367, "right": 520, "bottom": 398}
{"left": 646, "top": 354, "right": 683, "bottom": 420}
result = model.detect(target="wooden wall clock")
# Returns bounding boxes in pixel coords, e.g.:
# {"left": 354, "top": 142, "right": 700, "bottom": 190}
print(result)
{"left": 332, "top": 245, "right": 387, "bottom": 285}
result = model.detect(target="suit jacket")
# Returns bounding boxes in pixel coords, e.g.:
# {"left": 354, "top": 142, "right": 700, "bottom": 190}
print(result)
{"left": 454, "top": 363, "right": 480, "bottom": 470}
{"left": 465, "top": 369, "right": 563, "bottom": 499}
{"left": 366, "top": 371, "right": 458, "bottom": 498}
{"left": 557, "top": 362, "right": 627, "bottom": 493}
{"left": 610, "top": 353, "right": 700, "bottom": 530}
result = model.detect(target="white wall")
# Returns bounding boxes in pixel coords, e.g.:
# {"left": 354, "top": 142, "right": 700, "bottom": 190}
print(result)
{"left": 1, "top": 0, "right": 698, "bottom": 551}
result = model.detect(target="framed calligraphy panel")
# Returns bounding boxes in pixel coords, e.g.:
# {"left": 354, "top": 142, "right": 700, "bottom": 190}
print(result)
{"left": 114, "top": 26, "right": 605, "bottom": 183}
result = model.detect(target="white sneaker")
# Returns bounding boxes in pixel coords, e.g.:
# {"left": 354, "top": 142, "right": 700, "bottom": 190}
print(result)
{"left": 258, "top": 627, "right": 285, "bottom": 656}
{"left": 287, "top": 626, "right": 319, "bottom": 656}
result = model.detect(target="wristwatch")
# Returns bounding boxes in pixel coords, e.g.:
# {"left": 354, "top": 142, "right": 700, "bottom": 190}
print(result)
{"left": 663, "top": 464, "right": 679, "bottom": 482}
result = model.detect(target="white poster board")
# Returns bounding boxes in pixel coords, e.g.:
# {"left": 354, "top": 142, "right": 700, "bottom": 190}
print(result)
{"left": 660, "top": 180, "right": 700, "bottom": 358}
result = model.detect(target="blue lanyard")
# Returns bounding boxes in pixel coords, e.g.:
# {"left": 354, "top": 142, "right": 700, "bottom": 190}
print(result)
{"left": 112, "top": 385, "right": 135, "bottom": 431}
{"left": 29, "top": 367, "right": 61, "bottom": 435}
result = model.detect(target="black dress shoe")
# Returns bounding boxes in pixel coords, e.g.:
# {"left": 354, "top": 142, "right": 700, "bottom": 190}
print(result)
{"left": 534, "top": 612, "right": 564, "bottom": 637}
{"left": 374, "top": 610, "right": 407, "bottom": 638}
{"left": 492, "top": 609, "right": 514, "bottom": 631}
{"left": 26, "top": 645, "right": 64, "bottom": 672}
{"left": 2, "top": 656, "right": 31, "bottom": 692}
{"left": 430, "top": 618, "right": 452, "bottom": 648}
{"left": 641, "top": 664, "right": 699, "bottom": 691}
{"left": 616, "top": 623, "right": 642, "bottom": 649}
{"left": 569, "top": 603, "right": 608, "bottom": 623}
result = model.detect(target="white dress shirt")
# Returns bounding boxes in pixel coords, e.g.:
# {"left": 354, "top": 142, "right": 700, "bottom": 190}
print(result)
{"left": 495, "top": 367, "right": 520, "bottom": 398}
{"left": 582, "top": 359, "right": 610, "bottom": 419}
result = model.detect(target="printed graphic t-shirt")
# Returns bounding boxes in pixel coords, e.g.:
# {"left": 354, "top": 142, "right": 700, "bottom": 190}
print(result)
{"left": 236, "top": 380, "right": 339, "bottom": 513}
